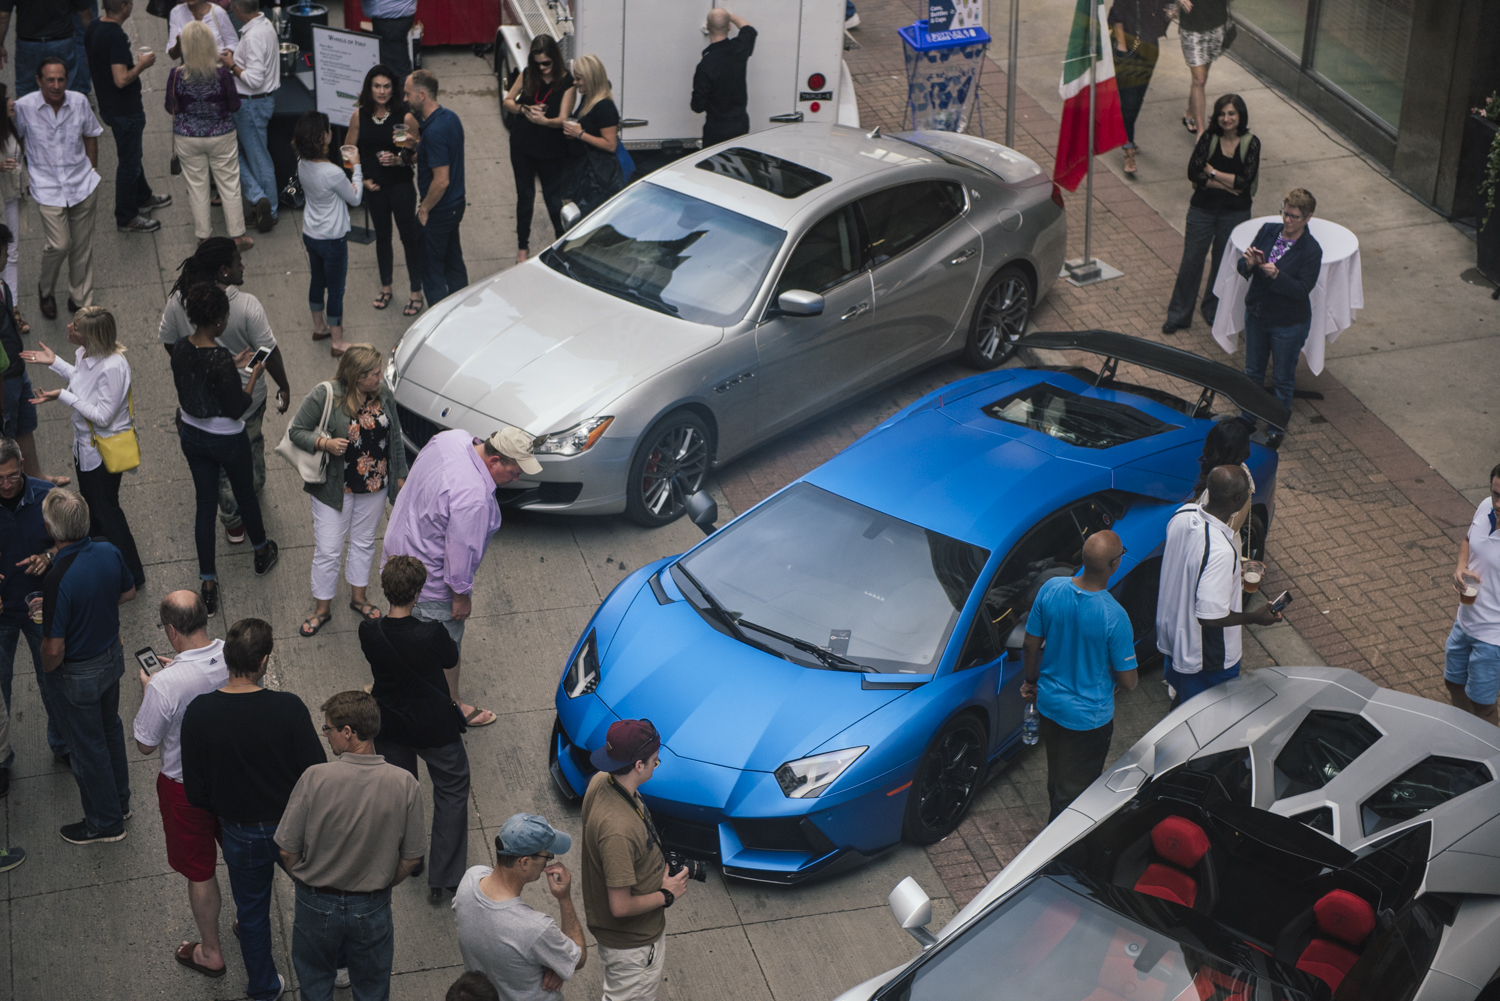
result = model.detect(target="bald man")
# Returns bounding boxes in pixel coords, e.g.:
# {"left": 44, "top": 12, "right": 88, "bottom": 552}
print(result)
{"left": 1021, "top": 530, "right": 1139, "bottom": 820}
{"left": 691, "top": 7, "right": 756, "bottom": 147}
{"left": 1157, "top": 465, "right": 1281, "bottom": 708}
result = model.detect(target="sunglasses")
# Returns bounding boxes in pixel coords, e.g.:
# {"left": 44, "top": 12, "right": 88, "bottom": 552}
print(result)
{"left": 534, "top": 58, "right": 553, "bottom": 67}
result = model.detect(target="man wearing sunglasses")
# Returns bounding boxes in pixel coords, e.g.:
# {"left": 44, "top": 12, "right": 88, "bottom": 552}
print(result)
{"left": 454, "top": 813, "right": 586, "bottom": 1000}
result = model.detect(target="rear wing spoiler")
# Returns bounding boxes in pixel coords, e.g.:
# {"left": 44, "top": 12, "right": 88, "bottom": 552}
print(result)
{"left": 1017, "top": 329, "right": 1292, "bottom": 431}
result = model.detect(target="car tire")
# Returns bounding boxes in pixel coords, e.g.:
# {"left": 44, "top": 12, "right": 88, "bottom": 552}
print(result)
{"left": 962, "top": 265, "right": 1034, "bottom": 369}
{"left": 902, "top": 714, "right": 988, "bottom": 844}
{"left": 625, "top": 410, "right": 713, "bottom": 528}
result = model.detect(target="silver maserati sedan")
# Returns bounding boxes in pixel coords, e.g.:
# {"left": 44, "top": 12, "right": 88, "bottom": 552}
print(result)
{"left": 385, "top": 122, "right": 1067, "bottom": 526}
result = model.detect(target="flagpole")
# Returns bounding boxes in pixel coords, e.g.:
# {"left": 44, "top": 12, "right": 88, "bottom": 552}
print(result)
{"left": 1063, "top": 0, "right": 1119, "bottom": 286}
{"left": 1005, "top": 0, "right": 1018, "bottom": 148}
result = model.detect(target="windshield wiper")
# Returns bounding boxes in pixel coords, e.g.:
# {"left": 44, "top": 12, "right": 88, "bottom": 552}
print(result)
{"left": 673, "top": 565, "right": 790, "bottom": 664}
{"left": 596, "top": 280, "right": 680, "bottom": 316}
{"left": 734, "top": 618, "right": 874, "bottom": 673}
{"left": 540, "top": 247, "right": 580, "bottom": 282}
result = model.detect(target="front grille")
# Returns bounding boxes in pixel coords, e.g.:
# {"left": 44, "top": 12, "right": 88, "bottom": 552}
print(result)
{"left": 497, "top": 482, "right": 585, "bottom": 506}
{"left": 655, "top": 815, "right": 720, "bottom": 858}
{"left": 734, "top": 817, "right": 837, "bottom": 855}
{"left": 396, "top": 403, "right": 446, "bottom": 452}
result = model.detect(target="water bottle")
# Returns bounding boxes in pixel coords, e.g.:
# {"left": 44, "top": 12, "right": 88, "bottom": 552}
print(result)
{"left": 1022, "top": 701, "right": 1040, "bottom": 746}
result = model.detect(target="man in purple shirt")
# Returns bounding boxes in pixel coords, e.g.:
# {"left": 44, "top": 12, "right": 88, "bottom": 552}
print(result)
{"left": 382, "top": 427, "right": 540, "bottom": 727}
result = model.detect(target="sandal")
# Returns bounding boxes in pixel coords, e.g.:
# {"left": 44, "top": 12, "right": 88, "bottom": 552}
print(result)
{"left": 300, "top": 611, "right": 333, "bottom": 637}
{"left": 403, "top": 297, "right": 423, "bottom": 317}
{"left": 1182, "top": 116, "right": 1198, "bottom": 134}
{"left": 373, "top": 290, "right": 393, "bottom": 310}
{"left": 464, "top": 707, "right": 497, "bottom": 727}
{"left": 14, "top": 307, "right": 28, "bottom": 336}
{"left": 175, "top": 942, "right": 227, "bottom": 979}
{"left": 349, "top": 600, "right": 382, "bottom": 620}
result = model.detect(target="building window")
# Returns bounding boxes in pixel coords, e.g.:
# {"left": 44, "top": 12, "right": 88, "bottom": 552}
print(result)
{"left": 1235, "top": 0, "right": 1309, "bottom": 59}
{"left": 1310, "top": 0, "right": 1413, "bottom": 127}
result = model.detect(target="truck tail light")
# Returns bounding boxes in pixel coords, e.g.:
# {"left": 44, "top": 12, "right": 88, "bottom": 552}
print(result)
{"left": 807, "top": 72, "right": 826, "bottom": 91}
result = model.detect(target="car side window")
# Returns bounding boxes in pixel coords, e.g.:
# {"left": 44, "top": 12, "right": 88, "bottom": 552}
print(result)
{"left": 858, "top": 180, "right": 965, "bottom": 266}
{"left": 774, "top": 204, "right": 865, "bottom": 298}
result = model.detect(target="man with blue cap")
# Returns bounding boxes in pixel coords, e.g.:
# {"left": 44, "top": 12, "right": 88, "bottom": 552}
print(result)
{"left": 453, "top": 813, "right": 586, "bottom": 1001}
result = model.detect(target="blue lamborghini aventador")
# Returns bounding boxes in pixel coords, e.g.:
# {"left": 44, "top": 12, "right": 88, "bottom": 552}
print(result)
{"left": 549, "top": 331, "right": 1292, "bottom": 884}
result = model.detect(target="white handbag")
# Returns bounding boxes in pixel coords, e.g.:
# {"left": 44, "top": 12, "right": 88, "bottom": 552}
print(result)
{"left": 275, "top": 381, "right": 335, "bottom": 484}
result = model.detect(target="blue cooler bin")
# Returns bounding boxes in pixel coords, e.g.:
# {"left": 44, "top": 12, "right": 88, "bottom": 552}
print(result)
{"left": 898, "top": 19, "right": 991, "bottom": 133}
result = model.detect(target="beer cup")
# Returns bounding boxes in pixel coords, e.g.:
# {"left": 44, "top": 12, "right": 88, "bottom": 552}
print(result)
{"left": 1461, "top": 583, "right": 1480, "bottom": 606}
{"left": 26, "top": 591, "right": 43, "bottom": 625}
{"left": 340, "top": 145, "right": 358, "bottom": 168}
{"left": 1242, "top": 560, "right": 1264, "bottom": 594}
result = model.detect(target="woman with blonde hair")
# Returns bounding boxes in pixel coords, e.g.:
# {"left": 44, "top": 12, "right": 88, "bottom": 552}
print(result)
{"left": 168, "top": 20, "right": 252, "bottom": 250}
{"left": 20, "top": 306, "right": 146, "bottom": 587}
{"left": 288, "top": 343, "right": 409, "bottom": 636}
{"left": 561, "top": 53, "right": 623, "bottom": 219}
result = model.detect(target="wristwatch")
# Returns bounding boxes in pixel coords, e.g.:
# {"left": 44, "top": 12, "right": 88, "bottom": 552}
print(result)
{"left": 660, "top": 888, "right": 675, "bottom": 909}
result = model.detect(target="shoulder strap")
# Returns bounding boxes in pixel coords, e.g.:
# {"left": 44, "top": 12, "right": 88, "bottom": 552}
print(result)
{"left": 84, "top": 387, "right": 132, "bottom": 439}
{"left": 370, "top": 619, "right": 466, "bottom": 711}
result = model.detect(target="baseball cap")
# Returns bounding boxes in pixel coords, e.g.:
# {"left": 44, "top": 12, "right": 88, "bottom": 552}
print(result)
{"left": 486, "top": 427, "right": 543, "bottom": 475}
{"left": 589, "top": 718, "right": 661, "bottom": 772}
{"left": 496, "top": 813, "right": 572, "bottom": 856}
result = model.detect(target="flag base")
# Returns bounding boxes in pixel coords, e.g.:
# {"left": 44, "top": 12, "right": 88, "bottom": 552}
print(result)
{"left": 1062, "top": 257, "right": 1123, "bottom": 287}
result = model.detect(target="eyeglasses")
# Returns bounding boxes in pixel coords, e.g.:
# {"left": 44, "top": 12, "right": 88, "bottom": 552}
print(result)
{"left": 1281, "top": 209, "right": 1305, "bottom": 220}
{"left": 321, "top": 724, "right": 340, "bottom": 734}
{"left": 532, "top": 851, "right": 556, "bottom": 862}
{"left": 0, "top": 471, "right": 24, "bottom": 484}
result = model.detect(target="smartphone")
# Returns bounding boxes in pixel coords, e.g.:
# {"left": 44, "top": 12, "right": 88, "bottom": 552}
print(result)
{"left": 135, "top": 646, "right": 163, "bottom": 675}
{"left": 1268, "top": 590, "right": 1293, "bottom": 613}
{"left": 246, "top": 345, "right": 273, "bottom": 370}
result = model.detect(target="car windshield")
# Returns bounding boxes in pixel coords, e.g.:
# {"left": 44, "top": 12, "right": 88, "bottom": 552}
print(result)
{"left": 881, "top": 877, "right": 1313, "bottom": 1001}
{"left": 544, "top": 182, "right": 785, "bottom": 326}
{"left": 676, "top": 483, "right": 988, "bottom": 672}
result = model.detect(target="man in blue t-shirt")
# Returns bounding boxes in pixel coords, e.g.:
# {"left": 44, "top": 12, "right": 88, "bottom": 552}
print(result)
{"left": 406, "top": 68, "right": 468, "bottom": 305}
{"left": 83, "top": 0, "right": 168, "bottom": 233}
{"left": 1022, "top": 530, "right": 1139, "bottom": 821}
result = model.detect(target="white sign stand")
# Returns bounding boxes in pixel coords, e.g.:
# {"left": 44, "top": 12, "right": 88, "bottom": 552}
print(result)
{"left": 311, "top": 24, "right": 378, "bottom": 120}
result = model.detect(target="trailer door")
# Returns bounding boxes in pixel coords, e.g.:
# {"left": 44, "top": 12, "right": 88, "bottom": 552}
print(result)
{"left": 729, "top": 0, "right": 802, "bottom": 131}
{"left": 616, "top": 0, "right": 706, "bottom": 145}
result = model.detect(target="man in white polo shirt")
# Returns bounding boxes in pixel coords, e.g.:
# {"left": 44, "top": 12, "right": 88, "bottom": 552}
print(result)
{"left": 1447, "top": 463, "right": 1500, "bottom": 725}
{"left": 1157, "top": 465, "right": 1280, "bottom": 707}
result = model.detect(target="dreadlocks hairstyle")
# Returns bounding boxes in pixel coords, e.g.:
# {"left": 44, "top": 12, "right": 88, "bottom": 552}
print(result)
{"left": 169, "top": 237, "right": 237, "bottom": 301}
{"left": 184, "top": 283, "right": 231, "bottom": 331}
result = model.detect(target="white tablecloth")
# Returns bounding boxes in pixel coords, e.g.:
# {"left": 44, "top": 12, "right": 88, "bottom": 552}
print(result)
{"left": 1210, "top": 216, "right": 1363, "bottom": 376}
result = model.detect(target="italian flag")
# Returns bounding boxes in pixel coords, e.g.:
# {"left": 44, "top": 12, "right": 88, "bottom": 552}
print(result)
{"left": 1053, "top": 0, "right": 1128, "bottom": 192}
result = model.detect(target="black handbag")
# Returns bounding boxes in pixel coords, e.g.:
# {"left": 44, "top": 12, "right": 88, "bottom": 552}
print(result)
{"left": 1222, "top": 17, "right": 1238, "bottom": 50}
{"left": 565, "top": 147, "right": 625, "bottom": 218}
{"left": 146, "top": 0, "right": 173, "bottom": 18}
{"left": 369, "top": 619, "right": 468, "bottom": 736}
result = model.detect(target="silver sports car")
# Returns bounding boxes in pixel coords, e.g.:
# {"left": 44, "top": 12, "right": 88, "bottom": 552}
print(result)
{"left": 384, "top": 123, "right": 1067, "bottom": 526}
{"left": 841, "top": 667, "right": 1500, "bottom": 1001}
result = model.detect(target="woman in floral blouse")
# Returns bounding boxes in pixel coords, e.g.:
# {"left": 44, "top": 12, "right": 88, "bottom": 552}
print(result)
{"left": 287, "top": 344, "right": 409, "bottom": 636}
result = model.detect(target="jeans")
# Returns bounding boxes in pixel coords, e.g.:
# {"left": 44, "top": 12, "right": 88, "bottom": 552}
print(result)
{"left": 0, "top": 618, "right": 68, "bottom": 764}
{"left": 1445, "top": 623, "right": 1500, "bottom": 707}
{"left": 1163, "top": 654, "right": 1242, "bottom": 705}
{"left": 1039, "top": 713, "right": 1114, "bottom": 821}
{"left": 509, "top": 149, "right": 564, "bottom": 250}
{"left": 75, "top": 462, "right": 146, "bottom": 588}
{"left": 420, "top": 203, "right": 467, "bottom": 304}
{"left": 217, "top": 402, "right": 266, "bottom": 528}
{"left": 293, "top": 883, "right": 395, "bottom": 1001}
{"left": 15, "top": 37, "right": 75, "bottom": 99}
{"left": 369, "top": 16, "right": 414, "bottom": 80}
{"left": 303, "top": 235, "right": 349, "bottom": 326}
{"left": 1113, "top": 44, "right": 1159, "bottom": 146}
{"left": 233, "top": 96, "right": 278, "bottom": 219}
{"left": 101, "top": 111, "right": 153, "bottom": 227}
{"left": 70, "top": 0, "right": 98, "bottom": 93}
{"left": 3, "top": 373, "right": 37, "bottom": 437}
{"left": 375, "top": 739, "right": 469, "bottom": 889}
{"left": 222, "top": 820, "right": 285, "bottom": 1000}
{"left": 1241, "top": 313, "right": 1310, "bottom": 433}
{"left": 179, "top": 423, "right": 268, "bottom": 579}
{"left": 46, "top": 640, "right": 130, "bottom": 833}
{"left": 367, "top": 181, "right": 422, "bottom": 291}
{"left": 1166, "top": 205, "right": 1251, "bottom": 328}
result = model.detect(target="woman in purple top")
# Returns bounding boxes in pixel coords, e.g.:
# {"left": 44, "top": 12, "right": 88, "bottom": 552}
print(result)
{"left": 168, "top": 21, "right": 252, "bottom": 250}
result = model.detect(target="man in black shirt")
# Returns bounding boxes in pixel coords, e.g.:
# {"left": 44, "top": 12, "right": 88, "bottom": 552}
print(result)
{"left": 85, "top": 0, "right": 169, "bottom": 234}
{"left": 0, "top": 0, "right": 93, "bottom": 98}
{"left": 181, "top": 618, "right": 325, "bottom": 1001}
{"left": 691, "top": 8, "right": 756, "bottom": 147}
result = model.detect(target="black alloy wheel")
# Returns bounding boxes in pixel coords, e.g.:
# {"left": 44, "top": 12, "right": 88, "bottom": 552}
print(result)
{"left": 625, "top": 411, "right": 712, "bottom": 528}
{"left": 902, "top": 715, "right": 988, "bottom": 844}
{"left": 962, "top": 265, "right": 1034, "bottom": 369}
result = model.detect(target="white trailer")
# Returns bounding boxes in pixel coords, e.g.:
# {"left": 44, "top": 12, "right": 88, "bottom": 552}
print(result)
{"left": 495, "top": 0, "right": 858, "bottom": 151}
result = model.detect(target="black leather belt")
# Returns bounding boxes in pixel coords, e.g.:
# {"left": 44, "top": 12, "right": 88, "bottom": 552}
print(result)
{"left": 245, "top": 92, "right": 275, "bottom": 98}
{"left": 18, "top": 35, "right": 72, "bottom": 42}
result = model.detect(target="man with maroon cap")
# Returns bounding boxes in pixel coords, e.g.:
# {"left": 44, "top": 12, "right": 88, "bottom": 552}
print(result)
{"left": 579, "top": 719, "right": 690, "bottom": 1000}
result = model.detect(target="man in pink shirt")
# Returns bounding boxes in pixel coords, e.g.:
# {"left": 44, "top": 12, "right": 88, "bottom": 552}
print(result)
{"left": 382, "top": 427, "right": 540, "bottom": 726}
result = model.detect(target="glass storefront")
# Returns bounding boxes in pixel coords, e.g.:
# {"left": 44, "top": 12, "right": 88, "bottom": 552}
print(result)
{"left": 1233, "top": 0, "right": 1308, "bottom": 59}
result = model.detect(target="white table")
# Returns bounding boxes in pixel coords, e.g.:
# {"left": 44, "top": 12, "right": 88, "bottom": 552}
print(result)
{"left": 1210, "top": 216, "right": 1363, "bottom": 376}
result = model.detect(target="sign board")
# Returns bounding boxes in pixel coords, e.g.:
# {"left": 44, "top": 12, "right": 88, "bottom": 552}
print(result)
{"left": 952, "top": 0, "right": 982, "bottom": 28}
{"left": 311, "top": 24, "right": 378, "bottom": 120}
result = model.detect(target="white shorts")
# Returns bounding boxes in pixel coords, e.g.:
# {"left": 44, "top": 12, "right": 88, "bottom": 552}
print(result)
{"left": 598, "top": 933, "right": 666, "bottom": 1001}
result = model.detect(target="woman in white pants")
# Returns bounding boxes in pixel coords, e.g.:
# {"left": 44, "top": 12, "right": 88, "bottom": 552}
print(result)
{"left": 287, "top": 344, "right": 408, "bottom": 636}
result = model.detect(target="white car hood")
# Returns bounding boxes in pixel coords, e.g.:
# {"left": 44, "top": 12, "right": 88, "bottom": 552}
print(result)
{"left": 399, "top": 262, "right": 722, "bottom": 434}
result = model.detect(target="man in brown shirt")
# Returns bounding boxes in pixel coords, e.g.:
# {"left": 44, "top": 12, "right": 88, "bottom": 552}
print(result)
{"left": 580, "top": 719, "right": 690, "bottom": 1001}
{"left": 276, "top": 691, "right": 427, "bottom": 1001}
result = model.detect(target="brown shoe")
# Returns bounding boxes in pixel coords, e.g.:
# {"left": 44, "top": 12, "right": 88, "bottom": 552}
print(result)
{"left": 37, "top": 287, "right": 56, "bottom": 320}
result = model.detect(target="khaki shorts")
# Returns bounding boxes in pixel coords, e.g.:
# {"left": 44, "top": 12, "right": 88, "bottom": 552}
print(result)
{"left": 598, "top": 933, "right": 666, "bottom": 1001}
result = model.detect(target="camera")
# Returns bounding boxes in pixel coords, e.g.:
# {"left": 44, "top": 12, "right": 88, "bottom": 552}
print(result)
{"left": 664, "top": 852, "right": 708, "bottom": 882}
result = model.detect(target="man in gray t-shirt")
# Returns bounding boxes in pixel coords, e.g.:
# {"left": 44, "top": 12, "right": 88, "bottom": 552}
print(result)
{"left": 454, "top": 813, "right": 586, "bottom": 1001}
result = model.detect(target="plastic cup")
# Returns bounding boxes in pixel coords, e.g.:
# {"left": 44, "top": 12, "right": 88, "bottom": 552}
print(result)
{"left": 138, "top": 46, "right": 153, "bottom": 92}
{"left": 26, "top": 591, "right": 43, "bottom": 625}
{"left": 1461, "top": 584, "right": 1480, "bottom": 606}
{"left": 392, "top": 125, "right": 409, "bottom": 146}
{"left": 1242, "top": 560, "right": 1265, "bottom": 594}
{"left": 340, "top": 145, "right": 358, "bottom": 168}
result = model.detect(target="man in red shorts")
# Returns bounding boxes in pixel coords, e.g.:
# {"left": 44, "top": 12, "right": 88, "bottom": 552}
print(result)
{"left": 133, "top": 590, "right": 231, "bottom": 979}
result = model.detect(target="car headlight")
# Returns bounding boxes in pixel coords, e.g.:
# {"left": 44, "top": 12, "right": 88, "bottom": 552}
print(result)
{"left": 774, "top": 746, "right": 867, "bottom": 799}
{"left": 534, "top": 416, "right": 614, "bottom": 456}
{"left": 384, "top": 348, "right": 398, "bottom": 390}
{"left": 562, "top": 631, "right": 600, "bottom": 698}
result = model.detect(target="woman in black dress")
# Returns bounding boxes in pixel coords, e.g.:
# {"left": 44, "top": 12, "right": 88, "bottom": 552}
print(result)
{"left": 502, "top": 35, "right": 576, "bottom": 264}
{"left": 347, "top": 64, "right": 425, "bottom": 317}
{"left": 561, "top": 53, "right": 624, "bottom": 218}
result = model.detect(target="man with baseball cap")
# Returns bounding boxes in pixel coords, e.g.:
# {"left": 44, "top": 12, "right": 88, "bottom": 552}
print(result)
{"left": 580, "top": 719, "right": 690, "bottom": 1000}
{"left": 382, "top": 427, "right": 542, "bottom": 728}
{"left": 453, "top": 813, "right": 586, "bottom": 1001}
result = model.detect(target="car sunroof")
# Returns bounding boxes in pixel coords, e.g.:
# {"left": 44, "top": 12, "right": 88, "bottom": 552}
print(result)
{"left": 982, "top": 384, "right": 1177, "bottom": 449}
{"left": 695, "top": 148, "right": 832, "bottom": 198}
{"left": 1361, "top": 756, "right": 1492, "bottom": 837}
{"left": 1273, "top": 710, "right": 1382, "bottom": 800}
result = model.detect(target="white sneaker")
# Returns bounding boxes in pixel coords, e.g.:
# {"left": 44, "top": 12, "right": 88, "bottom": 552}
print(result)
{"left": 335, "top": 967, "right": 351, "bottom": 989}
{"left": 267, "top": 973, "right": 287, "bottom": 1000}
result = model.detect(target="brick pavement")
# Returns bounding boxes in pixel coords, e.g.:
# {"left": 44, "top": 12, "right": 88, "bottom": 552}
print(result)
{"left": 712, "top": 0, "right": 1481, "bottom": 907}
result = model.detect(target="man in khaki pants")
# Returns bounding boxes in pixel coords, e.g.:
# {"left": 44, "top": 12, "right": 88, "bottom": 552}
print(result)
{"left": 13, "top": 56, "right": 101, "bottom": 319}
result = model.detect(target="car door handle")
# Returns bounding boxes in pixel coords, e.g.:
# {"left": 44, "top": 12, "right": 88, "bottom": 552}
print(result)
{"left": 948, "top": 248, "right": 978, "bottom": 265}
{"left": 841, "top": 303, "right": 869, "bottom": 320}
{"left": 769, "top": 112, "right": 804, "bottom": 123}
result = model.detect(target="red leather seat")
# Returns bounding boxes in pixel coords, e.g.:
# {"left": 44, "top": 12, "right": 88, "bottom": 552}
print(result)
{"left": 1294, "top": 890, "right": 1376, "bottom": 992}
{"left": 1133, "top": 816, "right": 1211, "bottom": 908}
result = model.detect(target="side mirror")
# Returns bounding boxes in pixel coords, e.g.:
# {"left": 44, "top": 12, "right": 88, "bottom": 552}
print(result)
{"left": 775, "top": 289, "right": 824, "bottom": 317}
{"left": 685, "top": 490, "right": 718, "bottom": 535}
{"left": 888, "top": 876, "right": 938, "bottom": 948}
{"left": 560, "top": 201, "right": 582, "bottom": 230}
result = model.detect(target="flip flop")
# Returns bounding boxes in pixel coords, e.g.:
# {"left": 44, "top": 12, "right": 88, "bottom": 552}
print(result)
{"left": 300, "top": 611, "right": 333, "bottom": 637}
{"left": 175, "top": 942, "right": 227, "bottom": 979}
{"left": 349, "top": 600, "right": 382, "bottom": 620}
{"left": 1182, "top": 116, "right": 1198, "bottom": 133}
{"left": 465, "top": 707, "right": 497, "bottom": 727}
{"left": 373, "top": 291, "right": 393, "bottom": 310}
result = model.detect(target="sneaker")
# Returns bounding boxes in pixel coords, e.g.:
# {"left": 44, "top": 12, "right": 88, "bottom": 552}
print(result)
{"left": 254, "top": 539, "right": 280, "bottom": 576}
{"left": 121, "top": 810, "right": 132, "bottom": 822}
{"left": 226, "top": 522, "right": 246, "bottom": 544}
{"left": 140, "top": 193, "right": 172, "bottom": 210}
{"left": 202, "top": 580, "right": 219, "bottom": 616}
{"left": 335, "top": 968, "right": 351, "bottom": 989}
{"left": 255, "top": 197, "right": 275, "bottom": 233}
{"left": 60, "top": 821, "right": 126, "bottom": 844}
{"left": 0, "top": 846, "right": 25, "bottom": 872}
{"left": 844, "top": 10, "right": 860, "bottom": 27}
{"left": 265, "top": 973, "right": 287, "bottom": 1001}
{"left": 118, "top": 215, "right": 161, "bottom": 233}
